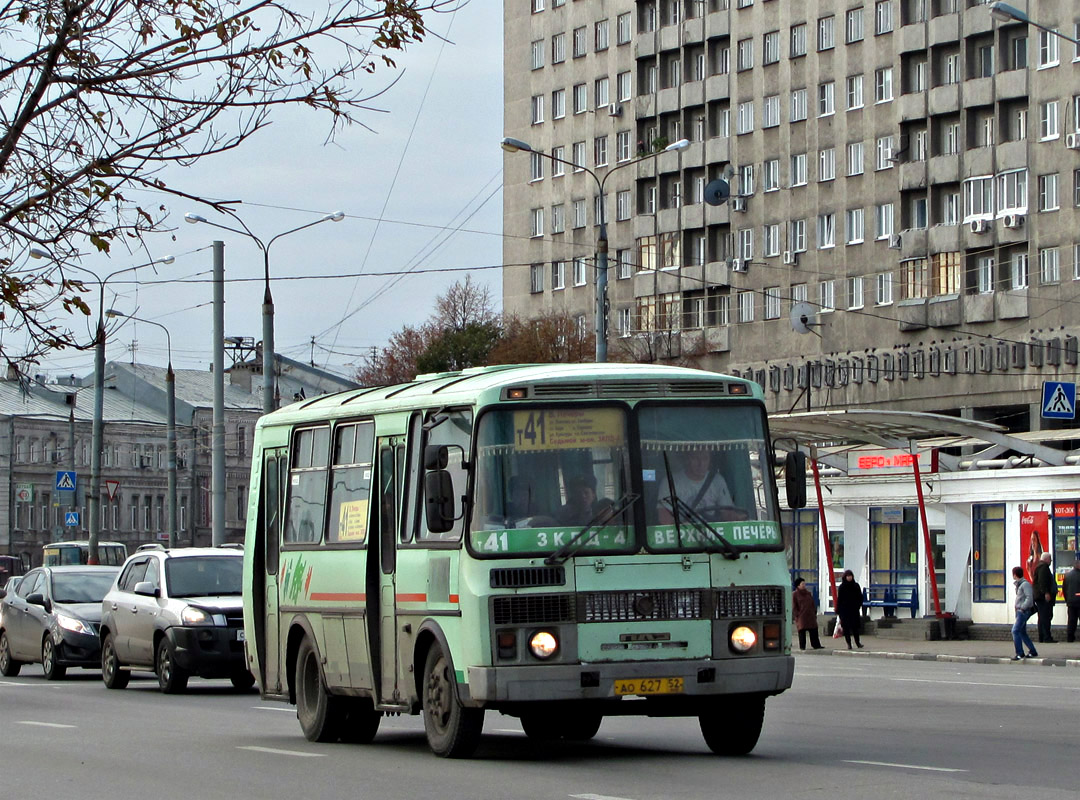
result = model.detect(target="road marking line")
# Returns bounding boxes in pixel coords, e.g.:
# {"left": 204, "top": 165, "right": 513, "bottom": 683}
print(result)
{"left": 891, "top": 678, "right": 1073, "bottom": 690}
{"left": 571, "top": 795, "right": 638, "bottom": 800}
{"left": 844, "top": 760, "right": 966, "bottom": 773}
{"left": 17, "top": 721, "right": 76, "bottom": 729}
{"left": 251, "top": 706, "right": 295, "bottom": 712}
{"left": 238, "top": 746, "right": 326, "bottom": 758}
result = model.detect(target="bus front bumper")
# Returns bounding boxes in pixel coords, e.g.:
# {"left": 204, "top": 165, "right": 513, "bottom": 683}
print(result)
{"left": 466, "top": 655, "right": 794, "bottom": 704}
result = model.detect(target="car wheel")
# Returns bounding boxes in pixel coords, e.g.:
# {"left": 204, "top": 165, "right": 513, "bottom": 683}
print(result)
{"left": 295, "top": 637, "right": 344, "bottom": 742}
{"left": 230, "top": 669, "right": 256, "bottom": 692}
{"left": 338, "top": 697, "right": 382, "bottom": 744}
{"left": 101, "top": 634, "right": 129, "bottom": 689}
{"left": 699, "top": 695, "right": 765, "bottom": 756}
{"left": 0, "top": 631, "right": 22, "bottom": 677}
{"left": 157, "top": 638, "right": 189, "bottom": 694}
{"left": 422, "top": 643, "right": 484, "bottom": 758}
{"left": 41, "top": 636, "right": 67, "bottom": 680}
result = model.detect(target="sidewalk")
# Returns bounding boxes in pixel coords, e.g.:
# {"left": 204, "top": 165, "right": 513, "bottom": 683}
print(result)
{"left": 792, "top": 633, "right": 1080, "bottom": 667}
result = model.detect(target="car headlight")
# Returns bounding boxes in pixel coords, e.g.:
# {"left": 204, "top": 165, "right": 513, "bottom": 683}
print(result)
{"left": 55, "top": 614, "right": 92, "bottom": 635}
{"left": 729, "top": 625, "right": 757, "bottom": 653}
{"left": 528, "top": 630, "right": 559, "bottom": 659}
{"left": 180, "top": 606, "right": 213, "bottom": 626}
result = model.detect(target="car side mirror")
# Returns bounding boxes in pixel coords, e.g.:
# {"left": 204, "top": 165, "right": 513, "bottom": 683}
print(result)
{"left": 133, "top": 581, "right": 160, "bottom": 598}
{"left": 26, "top": 592, "right": 50, "bottom": 612}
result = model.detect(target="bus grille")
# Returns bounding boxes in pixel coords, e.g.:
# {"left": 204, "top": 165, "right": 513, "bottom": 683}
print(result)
{"left": 492, "top": 594, "right": 575, "bottom": 625}
{"left": 581, "top": 590, "right": 708, "bottom": 622}
{"left": 714, "top": 586, "right": 785, "bottom": 618}
{"left": 490, "top": 566, "right": 566, "bottom": 589}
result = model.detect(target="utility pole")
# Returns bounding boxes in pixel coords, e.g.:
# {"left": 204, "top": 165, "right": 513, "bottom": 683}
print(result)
{"left": 212, "top": 241, "right": 226, "bottom": 547}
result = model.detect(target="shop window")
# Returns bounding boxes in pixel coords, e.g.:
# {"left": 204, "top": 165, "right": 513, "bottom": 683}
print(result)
{"left": 784, "top": 508, "right": 820, "bottom": 602}
{"left": 973, "top": 503, "right": 1006, "bottom": 602}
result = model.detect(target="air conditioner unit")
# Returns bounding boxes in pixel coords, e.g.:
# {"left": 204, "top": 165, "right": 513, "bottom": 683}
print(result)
{"left": 782, "top": 250, "right": 798, "bottom": 266}
{"left": 731, "top": 196, "right": 748, "bottom": 212}
{"left": 730, "top": 258, "right": 746, "bottom": 272}
{"left": 1066, "top": 132, "right": 1080, "bottom": 150}
{"left": 1003, "top": 212, "right": 1026, "bottom": 229}
{"left": 608, "top": 104, "right": 623, "bottom": 117}
{"left": 969, "top": 218, "right": 990, "bottom": 234}
{"left": 888, "top": 234, "right": 902, "bottom": 250}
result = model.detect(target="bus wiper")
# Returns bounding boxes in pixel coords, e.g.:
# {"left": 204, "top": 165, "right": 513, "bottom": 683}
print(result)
{"left": 660, "top": 495, "right": 742, "bottom": 560}
{"left": 545, "top": 492, "right": 639, "bottom": 566}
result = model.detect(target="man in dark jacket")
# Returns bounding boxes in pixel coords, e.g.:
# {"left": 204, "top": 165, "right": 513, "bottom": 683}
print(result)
{"left": 1063, "top": 557, "right": 1080, "bottom": 643}
{"left": 1033, "top": 552, "right": 1057, "bottom": 643}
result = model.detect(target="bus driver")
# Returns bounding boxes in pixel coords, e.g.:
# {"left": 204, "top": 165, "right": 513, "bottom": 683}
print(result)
{"left": 658, "top": 449, "right": 735, "bottom": 523}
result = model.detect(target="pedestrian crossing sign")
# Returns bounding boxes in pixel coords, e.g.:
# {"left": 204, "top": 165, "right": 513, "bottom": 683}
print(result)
{"left": 65, "top": 512, "right": 79, "bottom": 526}
{"left": 55, "top": 471, "right": 77, "bottom": 491}
{"left": 1041, "top": 381, "right": 1076, "bottom": 420}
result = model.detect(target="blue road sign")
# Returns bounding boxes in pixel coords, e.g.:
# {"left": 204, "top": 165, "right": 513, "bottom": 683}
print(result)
{"left": 65, "top": 511, "right": 79, "bottom": 526}
{"left": 1042, "top": 381, "right": 1076, "bottom": 420}
{"left": 55, "top": 471, "right": 77, "bottom": 491}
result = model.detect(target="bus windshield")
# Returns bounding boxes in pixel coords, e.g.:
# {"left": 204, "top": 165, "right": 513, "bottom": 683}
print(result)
{"left": 638, "top": 403, "right": 781, "bottom": 553}
{"left": 472, "top": 406, "right": 635, "bottom": 556}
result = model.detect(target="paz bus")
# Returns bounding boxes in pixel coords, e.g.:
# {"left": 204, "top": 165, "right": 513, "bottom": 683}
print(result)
{"left": 42, "top": 541, "right": 128, "bottom": 566}
{"left": 242, "top": 363, "right": 806, "bottom": 757}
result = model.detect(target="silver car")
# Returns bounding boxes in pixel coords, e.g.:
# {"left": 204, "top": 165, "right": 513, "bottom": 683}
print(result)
{"left": 99, "top": 545, "right": 253, "bottom": 693}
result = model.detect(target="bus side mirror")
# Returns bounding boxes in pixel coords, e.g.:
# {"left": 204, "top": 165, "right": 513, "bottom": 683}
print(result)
{"left": 425, "top": 470, "right": 455, "bottom": 533}
{"left": 785, "top": 451, "right": 807, "bottom": 509}
{"left": 424, "top": 445, "right": 449, "bottom": 470}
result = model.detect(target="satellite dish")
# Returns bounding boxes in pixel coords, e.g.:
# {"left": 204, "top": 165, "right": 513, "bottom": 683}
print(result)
{"left": 703, "top": 179, "right": 731, "bottom": 207}
{"left": 790, "top": 302, "right": 818, "bottom": 335}
{"left": 722, "top": 164, "right": 735, "bottom": 180}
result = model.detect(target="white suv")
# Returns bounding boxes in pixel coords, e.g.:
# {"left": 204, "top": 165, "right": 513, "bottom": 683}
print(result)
{"left": 99, "top": 545, "right": 253, "bottom": 693}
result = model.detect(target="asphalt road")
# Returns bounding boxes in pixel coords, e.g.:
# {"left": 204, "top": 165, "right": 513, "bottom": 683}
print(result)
{"left": 2, "top": 658, "right": 1075, "bottom": 800}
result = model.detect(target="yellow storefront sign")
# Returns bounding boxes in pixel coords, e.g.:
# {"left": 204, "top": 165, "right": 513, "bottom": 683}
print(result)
{"left": 338, "top": 500, "right": 369, "bottom": 542}
{"left": 511, "top": 408, "right": 624, "bottom": 452}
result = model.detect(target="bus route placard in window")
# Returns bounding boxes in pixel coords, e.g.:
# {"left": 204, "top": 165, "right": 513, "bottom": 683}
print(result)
{"left": 512, "top": 409, "right": 624, "bottom": 452}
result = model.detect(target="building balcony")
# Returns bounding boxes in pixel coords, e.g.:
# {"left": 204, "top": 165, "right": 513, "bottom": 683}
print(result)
{"left": 635, "top": 36, "right": 657, "bottom": 61}
{"left": 660, "top": 25, "right": 680, "bottom": 53}
{"left": 681, "top": 203, "right": 705, "bottom": 229}
{"left": 704, "top": 326, "right": 730, "bottom": 353}
{"left": 929, "top": 14, "right": 959, "bottom": 46}
{"left": 657, "top": 86, "right": 681, "bottom": 115}
{"left": 635, "top": 94, "right": 656, "bottom": 120}
{"left": 995, "top": 68, "right": 1029, "bottom": 101}
{"left": 963, "top": 292, "right": 995, "bottom": 323}
{"left": 964, "top": 76, "right": 993, "bottom": 108}
{"left": 683, "top": 18, "right": 704, "bottom": 45}
{"left": 996, "top": 288, "right": 1029, "bottom": 320}
{"left": 900, "top": 161, "right": 929, "bottom": 190}
{"left": 900, "top": 92, "right": 928, "bottom": 121}
{"left": 897, "top": 298, "right": 928, "bottom": 331}
{"left": 929, "top": 293, "right": 961, "bottom": 327}
{"left": 657, "top": 207, "right": 681, "bottom": 231}
{"left": 704, "top": 200, "right": 732, "bottom": 227}
{"left": 928, "top": 223, "right": 961, "bottom": 252}
{"left": 703, "top": 14, "right": 729, "bottom": 39}
{"left": 704, "top": 260, "right": 731, "bottom": 286}
{"left": 704, "top": 74, "right": 730, "bottom": 100}
{"left": 927, "top": 155, "right": 960, "bottom": 184}
{"left": 900, "top": 227, "right": 928, "bottom": 258}
{"left": 962, "top": 147, "right": 992, "bottom": 178}
{"left": 682, "top": 261, "right": 704, "bottom": 285}
{"left": 962, "top": 5, "right": 993, "bottom": 36}
{"left": 994, "top": 140, "right": 1027, "bottom": 171}
{"left": 928, "top": 84, "right": 960, "bottom": 115}
{"left": 900, "top": 24, "right": 928, "bottom": 53}
{"left": 633, "top": 268, "right": 681, "bottom": 297}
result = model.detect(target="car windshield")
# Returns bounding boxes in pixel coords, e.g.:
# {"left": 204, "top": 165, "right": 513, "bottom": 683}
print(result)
{"left": 50, "top": 571, "right": 119, "bottom": 603}
{"left": 638, "top": 403, "right": 782, "bottom": 553}
{"left": 165, "top": 557, "right": 242, "bottom": 597}
{"left": 472, "top": 406, "right": 635, "bottom": 556}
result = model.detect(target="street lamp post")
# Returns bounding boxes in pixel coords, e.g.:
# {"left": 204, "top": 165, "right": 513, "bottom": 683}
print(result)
{"left": 28, "top": 248, "right": 174, "bottom": 564}
{"left": 501, "top": 136, "right": 690, "bottom": 362}
{"left": 989, "top": 3, "right": 1080, "bottom": 46}
{"left": 106, "top": 310, "right": 177, "bottom": 549}
{"left": 184, "top": 211, "right": 345, "bottom": 415}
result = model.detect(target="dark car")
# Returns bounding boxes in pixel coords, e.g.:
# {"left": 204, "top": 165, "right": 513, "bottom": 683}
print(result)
{"left": 0, "top": 565, "right": 120, "bottom": 679}
{"left": 100, "top": 545, "right": 252, "bottom": 693}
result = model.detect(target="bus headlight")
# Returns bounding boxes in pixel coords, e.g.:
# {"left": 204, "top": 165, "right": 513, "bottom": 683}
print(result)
{"left": 729, "top": 626, "right": 757, "bottom": 653}
{"left": 528, "top": 630, "right": 559, "bottom": 659}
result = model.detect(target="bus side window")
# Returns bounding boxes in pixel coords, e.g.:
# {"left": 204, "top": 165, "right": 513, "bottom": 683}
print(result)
{"left": 283, "top": 426, "right": 330, "bottom": 545}
{"left": 263, "top": 452, "right": 283, "bottom": 576}
{"left": 418, "top": 409, "right": 472, "bottom": 543}
{"left": 400, "top": 413, "right": 423, "bottom": 543}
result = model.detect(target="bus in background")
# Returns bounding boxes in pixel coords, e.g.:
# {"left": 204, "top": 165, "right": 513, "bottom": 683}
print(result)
{"left": 43, "top": 541, "right": 128, "bottom": 567}
{"left": 242, "top": 363, "right": 806, "bottom": 758}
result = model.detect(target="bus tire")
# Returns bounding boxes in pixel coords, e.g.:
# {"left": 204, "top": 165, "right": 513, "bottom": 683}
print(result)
{"left": 101, "top": 634, "right": 128, "bottom": 689}
{"left": 295, "top": 637, "right": 344, "bottom": 743}
{"left": 562, "top": 712, "right": 603, "bottom": 741}
{"left": 699, "top": 695, "right": 765, "bottom": 756}
{"left": 422, "top": 644, "right": 483, "bottom": 758}
{"left": 0, "top": 631, "right": 23, "bottom": 677}
{"left": 520, "top": 713, "right": 560, "bottom": 741}
{"left": 339, "top": 697, "right": 382, "bottom": 744}
{"left": 521, "top": 711, "right": 602, "bottom": 742}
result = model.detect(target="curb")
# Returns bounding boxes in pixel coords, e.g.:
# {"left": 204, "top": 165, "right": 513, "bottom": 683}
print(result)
{"left": 824, "top": 649, "right": 1080, "bottom": 668}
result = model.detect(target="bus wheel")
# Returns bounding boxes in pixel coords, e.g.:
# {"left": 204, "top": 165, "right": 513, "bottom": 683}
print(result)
{"left": 295, "top": 637, "right": 344, "bottom": 742}
{"left": 339, "top": 697, "right": 382, "bottom": 744}
{"left": 521, "top": 712, "right": 602, "bottom": 741}
{"left": 422, "top": 644, "right": 483, "bottom": 758}
{"left": 699, "top": 695, "right": 765, "bottom": 756}
{"left": 520, "top": 713, "right": 560, "bottom": 741}
{"left": 562, "top": 712, "right": 602, "bottom": 741}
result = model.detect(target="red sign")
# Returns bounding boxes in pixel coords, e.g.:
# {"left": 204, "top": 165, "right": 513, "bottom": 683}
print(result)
{"left": 1019, "top": 511, "right": 1049, "bottom": 583}
{"left": 1053, "top": 502, "right": 1078, "bottom": 517}
{"left": 847, "top": 448, "right": 938, "bottom": 474}
{"left": 105, "top": 480, "right": 120, "bottom": 500}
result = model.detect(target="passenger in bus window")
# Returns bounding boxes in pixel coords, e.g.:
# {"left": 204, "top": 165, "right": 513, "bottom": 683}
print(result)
{"left": 658, "top": 449, "right": 737, "bottom": 523}
{"left": 505, "top": 476, "right": 533, "bottom": 527}
{"left": 557, "top": 474, "right": 609, "bottom": 526}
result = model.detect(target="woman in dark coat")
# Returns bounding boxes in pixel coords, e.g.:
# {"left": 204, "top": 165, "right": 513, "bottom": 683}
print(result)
{"left": 792, "top": 577, "right": 823, "bottom": 650}
{"left": 836, "top": 569, "right": 864, "bottom": 649}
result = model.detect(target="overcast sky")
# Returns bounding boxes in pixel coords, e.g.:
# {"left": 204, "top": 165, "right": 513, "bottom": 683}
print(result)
{"left": 33, "top": 1, "right": 503, "bottom": 381}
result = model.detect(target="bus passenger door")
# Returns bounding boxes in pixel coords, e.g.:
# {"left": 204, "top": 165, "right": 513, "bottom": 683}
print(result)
{"left": 374, "top": 439, "right": 402, "bottom": 705}
{"left": 255, "top": 449, "right": 287, "bottom": 694}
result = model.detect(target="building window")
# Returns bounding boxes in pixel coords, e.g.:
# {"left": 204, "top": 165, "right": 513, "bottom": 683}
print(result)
{"left": 616, "top": 190, "right": 631, "bottom": 221}
{"left": 848, "top": 276, "right": 864, "bottom": 309}
{"left": 819, "top": 148, "right": 836, "bottom": 181}
{"left": 874, "top": 0, "right": 893, "bottom": 34}
{"left": 551, "top": 204, "right": 564, "bottom": 233}
{"left": 790, "top": 23, "right": 807, "bottom": 58}
{"left": 846, "top": 75, "right": 863, "bottom": 110}
{"left": 736, "top": 101, "right": 754, "bottom": 134}
{"left": 763, "top": 224, "right": 780, "bottom": 257}
{"left": 847, "top": 142, "right": 864, "bottom": 176}
{"left": 530, "top": 264, "right": 544, "bottom": 294}
{"left": 900, "top": 258, "right": 929, "bottom": 300}
{"left": 911, "top": 196, "right": 928, "bottom": 229}
{"left": 943, "top": 121, "right": 961, "bottom": 155}
{"left": 616, "top": 130, "right": 632, "bottom": 162}
{"left": 818, "top": 81, "right": 835, "bottom": 117}
{"left": 738, "top": 228, "right": 753, "bottom": 261}
{"left": 875, "top": 203, "right": 894, "bottom": 239}
{"left": 846, "top": 7, "right": 863, "bottom": 43}
{"left": 973, "top": 503, "right": 1006, "bottom": 603}
{"left": 819, "top": 280, "right": 836, "bottom": 313}
{"left": 790, "top": 153, "right": 807, "bottom": 187}
{"left": 551, "top": 89, "right": 565, "bottom": 119}
{"left": 572, "top": 141, "right": 586, "bottom": 170}
{"left": 737, "top": 290, "right": 755, "bottom": 323}
{"left": 763, "top": 30, "right": 780, "bottom": 65}
{"left": 976, "top": 256, "right": 995, "bottom": 294}
{"left": 531, "top": 0, "right": 544, "bottom": 12}
{"left": 551, "top": 261, "right": 565, "bottom": 290}
{"left": 572, "top": 257, "right": 587, "bottom": 287}
{"left": 529, "top": 152, "right": 544, "bottom": 181}
{"left": 530, "top": 40, "right": 544, "bottom": 70}
{"left": 616, "top": 249, "right": 632, "bottom": 279}
{"left": 529, "top": 208, "right": 543, "bottom": 238}
{"left": 1038, "top": 173, "right": 1059, "bottom": 211}
{"left": 932, "top": 252, "right": 961, "bottom": 295}
{"left": 817, "top": 213, "right": 835, "bottom": 249}
{"left": 572, "top": 197, "right": 586, "bottom": 227}
{"left": 1010, "top": 253, "right": 1029, "bottom": 290}
{"left": 963, "top": 175, "right": 993, "bottom": 219}
{"left": 594, "top": 77, "right": 609, "bottom": 109}
{"left": 763, "top": 159, "right": 780, "bottom": 192}
{"left": 1038, "top": 28, "right": 1059, "bottom": 69}
{"left": 789, "top": 218, "right": 807, "bottom": 253}
{"left": 944, "top": 52, "right": 960, "bottom": 84}
{"left": 617, "top": 71, "right": 632, "bottom": 103}
{"left": 594, "top": 136, "right": 608, "bottom": 167}
{"left": 763, "top": 94, "right": 781, "bottom": 127}
{"left": 1041, "top": 101, "right": 1059, "bottom": 140}
{"left": 846, "top": 208, "right": 865, "bottom": 244}
{"left": 1039, "top": 247, "right": 1060, "bottom": 284}
{"left": 551, "top": 146, "right": 565, "bottom": 177}
{"left": 817, "top": 16, "right": 835, "bottom": 51}
{"left": 552, "top": 33, "right": 565, "bottom": 64}
{"left": 595, "top": 19, "right": 609, "bottom": 51}
{"left": 572, "top": 83, "right": 587, "bottom": 114}
{"left": 874, "top": 67, "right": 893, "bottom": 102}
{"left": 572, "top": 26, "right": 587, "bottom": 58}
{"left": 875, "top": 272, "right": 894, "bottom": 305}
{"left": 790, "top": 88, "right": 808, "bottom": 122}
{"left": 764, "top": 287, "right": 781, "bottom": 320}
{"left": 617, "top": 12, "right": 632, "bottom": 45}
{"left": 875, "top": 136, "right": 894, "bottom": 170}
{"left": 530, "top": 95, "right": 544, "bottom": 124}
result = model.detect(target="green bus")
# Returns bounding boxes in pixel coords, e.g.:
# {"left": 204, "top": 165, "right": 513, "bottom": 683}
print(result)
{"left": 242, "top": 363, "right": 805, "bottom": 757}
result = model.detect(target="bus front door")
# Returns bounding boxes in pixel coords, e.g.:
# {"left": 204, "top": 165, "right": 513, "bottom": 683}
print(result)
{"left": 372, "top": 439, "right": 403, "bottom": 706}
{"left": 256, "top": 449, "right": 287, "bottom": 695}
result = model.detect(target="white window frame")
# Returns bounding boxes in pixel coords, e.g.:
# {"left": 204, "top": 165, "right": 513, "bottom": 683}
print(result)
{"left": 847, "top": 142, "right": 864, "bottom": 176}
{"left": 791, "top": 153, "right": 807, "bottom": 187}
{"left": 846, "top": 208, "right": 865, "bottom": 244}
{"left": 846, "top": 75, "right": 863, "bottom": 110}
{"left": 1039, "top": 247, "right": 1060, "bottom": 284}
{"left": 848, "top": 275, "right": 864, "bottom": 309}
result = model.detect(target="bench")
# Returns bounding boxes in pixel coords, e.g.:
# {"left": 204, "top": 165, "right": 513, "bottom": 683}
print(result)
{"left": 863, "top": 584, "right": 918, "bottom": 618}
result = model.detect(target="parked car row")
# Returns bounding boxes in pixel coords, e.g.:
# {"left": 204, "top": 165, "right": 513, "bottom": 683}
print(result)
{"left": 0, "top": 544, "right": 252, "bottom": 693}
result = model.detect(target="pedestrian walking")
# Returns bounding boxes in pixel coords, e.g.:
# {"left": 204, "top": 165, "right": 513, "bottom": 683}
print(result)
{"left": 1011, "top": 566, "right": 1038, "bottom": 660}
{"left": 836, "top": 569, "right": 864, "bottom": 650}
{"left": 1033, "top": 552, "right": 1057, "bottom": 643}
{"left": 1063, "top": 557, "right": 1080, "bottom": 643}
{"left": 792, "top": 577, "right": 824, "bottom": 650}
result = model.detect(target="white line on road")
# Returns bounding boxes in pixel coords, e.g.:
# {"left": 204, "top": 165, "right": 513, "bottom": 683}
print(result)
{"left": 238, "top": 746, "right": 326, "bottom": 758}
{"left": 251, "top": 706, "right": 295, "bottom": 712}
{"left": 17, "top": 721, "right": 76, "bottom": 729}
{"left": 571, "top": 794, "right": 638, "bottom": 800}
{"left": 844, "top": 760, "right": 967, "bottom": 773}
{"left": 891, "top": 677, "right": 1076, "bottom": 690}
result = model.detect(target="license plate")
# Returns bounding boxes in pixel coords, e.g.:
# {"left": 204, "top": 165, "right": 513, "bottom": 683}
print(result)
{"left": 236, "top": 629, "right": 246, "bottom": 642}
{"left": 614, "top": 677, "right": 684, "bottom": 696}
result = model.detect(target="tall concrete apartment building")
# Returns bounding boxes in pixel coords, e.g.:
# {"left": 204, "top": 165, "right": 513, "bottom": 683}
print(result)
{"left": 503, "top": 0, "right": 1080, "bottom": 431}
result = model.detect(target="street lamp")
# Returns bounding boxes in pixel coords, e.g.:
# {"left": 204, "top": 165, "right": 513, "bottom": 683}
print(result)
{"left": 988, "top": 3, "right": 1080, "bottom": 46}
{"left": 501, "top": 137, "right": 690, "bottom": 362}
{"left": 28, "top": 248, "right": 174, "bottom": 564}
{"left": 105, "top": 309, "right": 178, "bottom": 549}
{"left": 184, "top": 210, "right": 345, "bottom": 415}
